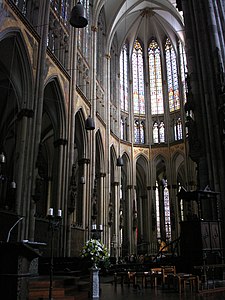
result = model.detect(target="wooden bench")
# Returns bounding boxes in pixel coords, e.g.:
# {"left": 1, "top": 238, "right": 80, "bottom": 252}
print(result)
{"left": 175, "top": 273, "right": 199, "bottom": 293}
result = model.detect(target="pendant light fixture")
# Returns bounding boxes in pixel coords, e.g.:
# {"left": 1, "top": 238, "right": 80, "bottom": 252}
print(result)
{"left": 80, "top": 176, "right": 85, "bottom": 184}
{"left": 0, "top": 152, "right": 6, "bottom": 164}
{"left": 10, "top": 180, "right": 17, "bottom": 189}
{"left": 116, "top": 155, "right": 124, "bottom": 167}
{"left": 85, "top": 115, "right": 95, "bottom": 130}
{"left": 117, "top": 120, "right": 124, "bottom": 167}
{"left": 70, "top": 1, "right": 88, "bottom": 28}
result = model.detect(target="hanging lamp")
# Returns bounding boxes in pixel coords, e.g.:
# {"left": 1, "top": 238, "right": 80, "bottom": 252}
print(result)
{"left": 11, "top": 180, "right": 17, "bottom": 189}
{"left": 116, "top": 156, "right": 124, "bottom": 167}
{"left": 0, "top": 152, "right": 6, "bottom": 164}
{"left": 70, "top": 1, "right": 88, "bottom": 28}
{"left": 85, "top": 115, "right": 95, "bottom": 130}
{"left": 80, "top": 176, "right": 85, "bottom": 184}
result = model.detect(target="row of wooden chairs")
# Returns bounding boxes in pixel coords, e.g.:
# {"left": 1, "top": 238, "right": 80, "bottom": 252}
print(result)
{"left": 114, "top": 266, "right": 176, "bottom": 288}
{"left": 114, "top": 266, "right": 199, "bottom": 293}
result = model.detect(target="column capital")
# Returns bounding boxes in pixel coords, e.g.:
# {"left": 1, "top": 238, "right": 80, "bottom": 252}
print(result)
{"left": 17, "top": 109, "right": 34, "bottom": 120}
{"left": 100, "top": 172, "right": 106, "bottom": 178}
{"left": 78, "top": 158, "right": 90, "bottom": 165}
{"left": 91, "top": 25, "right": 98, "bottom": 32}
{"left": 54, "top": 139, "right": 68, "bottom": 147}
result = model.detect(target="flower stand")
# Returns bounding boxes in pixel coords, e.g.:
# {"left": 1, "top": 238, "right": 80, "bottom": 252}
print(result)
{"left": 90, "top": 265, "right": 100, "bottom": 299}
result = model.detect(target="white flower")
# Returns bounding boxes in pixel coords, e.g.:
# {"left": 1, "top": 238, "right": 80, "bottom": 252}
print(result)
{"left": 80, "top": 239, "right": 109, "bottom": 266}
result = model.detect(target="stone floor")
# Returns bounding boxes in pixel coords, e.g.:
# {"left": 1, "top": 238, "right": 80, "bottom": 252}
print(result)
{"left": 98, "top": 283, "right": 225, "bottom": 300}
{"left": 97, "top": 276, "right": 225, "bottom": 300}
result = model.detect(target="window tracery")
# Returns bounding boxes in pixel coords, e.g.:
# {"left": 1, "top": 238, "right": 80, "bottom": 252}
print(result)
{"left": 134, "top": 119, "right": 145, "bottom": 144}
{"left": 120, "top": 43, "right": 129, "bottom": 112}
{"left": 132, "top": 40, "right": 145, "bottom": 115}
{"left": 165, "top": 38, "right": 180, "bottom": 112}
{"left": 174, "top": 118, "right": 183, "bottom": 140}
{"left": 148, "top": 39, "right": 164, "bottom": 115}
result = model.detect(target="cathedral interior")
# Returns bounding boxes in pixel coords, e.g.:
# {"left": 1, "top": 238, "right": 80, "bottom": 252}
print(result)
{"left": 0, "top": 0, "right": 225, "bottom": 298}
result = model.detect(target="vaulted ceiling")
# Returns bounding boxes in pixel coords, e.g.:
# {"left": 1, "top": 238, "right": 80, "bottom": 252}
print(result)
{"left": 97, "top": 0, "right": 184, "bottom": 52}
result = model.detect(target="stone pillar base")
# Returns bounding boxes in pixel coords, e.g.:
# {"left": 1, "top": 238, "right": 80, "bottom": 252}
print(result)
{"left": 90, "top": 266, "right": 100, "bottom": 299}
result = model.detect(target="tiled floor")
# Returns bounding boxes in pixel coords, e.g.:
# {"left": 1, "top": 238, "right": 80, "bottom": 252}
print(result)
{"left": 98, "top": 277, "right": 225, "bottom": 300}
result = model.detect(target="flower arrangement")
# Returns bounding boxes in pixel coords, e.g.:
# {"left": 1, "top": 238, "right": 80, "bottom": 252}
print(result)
{"left": 80, "top": 239, "right": 110, "bottom": 267}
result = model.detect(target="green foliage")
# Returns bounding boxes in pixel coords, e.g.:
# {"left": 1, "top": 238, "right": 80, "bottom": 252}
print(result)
{"left": 80, "top": 239, "right": 110, "bottom": 267}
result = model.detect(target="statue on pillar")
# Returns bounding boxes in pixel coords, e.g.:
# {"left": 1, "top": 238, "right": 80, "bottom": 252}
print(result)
{"left": 91, "top": 178, "right": 98, "bottom": 220}
{"left": 185, "top": 116, "right": 202, "bottom": 162}
{"left": 68, "top": 164, "right": 77, "bottom": 214}
{"left": 108, "top": 201, "right": 113, "bottom": 226}
{"left": 133, "top": 210, "right": 138, "bottom": 229}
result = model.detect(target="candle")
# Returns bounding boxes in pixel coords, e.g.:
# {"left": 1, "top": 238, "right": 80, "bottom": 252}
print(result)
{"left": 92, "top": 224, "right": 97, "bottom": 230}
{"left": 99, "top": 224, "right": 103, "bottom": 231}
{"left": 48, "top": 208, "right": 53, "bottom": 216}
{"left": 57, "top": 209, "right": 62, "bottom": 217}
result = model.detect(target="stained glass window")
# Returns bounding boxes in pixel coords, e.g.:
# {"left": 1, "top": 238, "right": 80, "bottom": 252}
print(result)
{"left": 155, "top": 182, "right": 161, "bottom": 239}
{"left": 77, "top": 0, "right": 90, "bottom": 60}
{"left": 140, "top": 121, "right": 145, "bottom": 143}
{"left": 50, "top": 0, "right": 70, "bottom": 22}
{"left": 179, "top": 40, "right": 187, "bottom": 104}
{"left": 120, "top": 44, "right": 129, "bottom": 112}
{"left": 132, "top": 40, "right": 145, "bottom": 114}
{"left": 121, "top": 118, "right": 124, "bottom": 140}
{"left": 159, "top": 121, "right": 165, "bottom": 143}
{"left": 153, "top": 122, "right": 159, "bottom": 143}
{"left": 148, "top": 39, "right": 164, "bottom": 115}
{"left": 174, "top": 118, "right": 183, "bottom": 140}
{"left": 134, "top": 119, "right": 145, "bottom": 143}
{"left": 165, "top": 38, "right": 180, "bottom": 112}
{"left": 163, "top": 180, "right": 171, "bottom": 240}
{"left": 153, "top": 121, "right": 165, "bottom": 143}
{"left": 155, "top": 180, "right": 171, "bottom": 241}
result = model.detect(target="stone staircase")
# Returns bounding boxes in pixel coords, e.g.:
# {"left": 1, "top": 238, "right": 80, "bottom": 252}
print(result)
{"left": 28, "top": 276, "right": 89, "bottom": 300}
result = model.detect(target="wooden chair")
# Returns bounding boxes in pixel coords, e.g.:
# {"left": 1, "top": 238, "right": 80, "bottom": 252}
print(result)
{"left": 127, "top": 271, "right": 136, "bottom": 287}
{"left": 161, "top": 265, "right": 176, "bottom": 287}
{"left": 175, "top": 273, "right": 199, "bottom": 293}
{"left": 114, "top": 271, "right": 129, "bottom": 286}
{"left": 150, "top": 267, "right": 162, "bottom": 287}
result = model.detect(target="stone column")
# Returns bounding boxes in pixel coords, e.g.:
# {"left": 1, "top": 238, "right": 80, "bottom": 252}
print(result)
{"left": 53, "top": 138, "right": 67, "bottom": 256}
{"left": 90, "top": 267, "right": 100, "bottom": 299}
{"left": 113, "top": 181, "right": 119, "bottom": 259}
{"left": 29, "top": 0, "right": 51, "bottom": 241}
{"left": 16, "top": 109, "right": 34, "bottom": 240}
{"left": 126, "top": 185, "right": 133, "bottom": 254}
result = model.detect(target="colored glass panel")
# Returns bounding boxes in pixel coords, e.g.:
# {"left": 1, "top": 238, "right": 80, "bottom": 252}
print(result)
{"left": 120, "top": 44, "right": 129, "bottom": 112}
{"left": 165, "top": 38, "right": 180, "bottom": 112}
{"left": 132, "top": 40, "right": 145, "bottom": 114}
{"left": 148, "top": 40, "right": 164, "bottom": 115}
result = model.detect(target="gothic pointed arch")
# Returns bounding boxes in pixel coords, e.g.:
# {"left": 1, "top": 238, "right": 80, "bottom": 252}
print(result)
{"left": 109, "top": 145, "right": 118, "bottom": 252}
{"left": 44, "top": 77, "right": 67, "bottom": 138}
{"left": 171, "top": 151, "right": 186, "bottom": 185}
{"left": 35, "top": 78, "right": 67, "bottom": 218}
{"left": 135, "top": 155, "right": 148, "bottom": 250}
{"left": 0, "top": 32, "right": 33, "bottom": 213}
{"left": 136, "top": 154, "right": 148, "bottom": 192}
{"left": 96, "top": 129, "right": 105, "bottom": 174}
{"left": 110, "top": 145, "right": 117, "bottom": 183}
{"left": 0, "top": 31, "right": 33, "bottom": 107}
{"left": 69, "top": 109, "right": 89, "bottom": 227}
{"left": 120, "top": 152, "right": 131, "bottom": 256}
{"left": 92, "top": 130, "right": 105, "bottom": 226}
{"left": 75, "top": 108, "right": 89, "bottom": 159}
